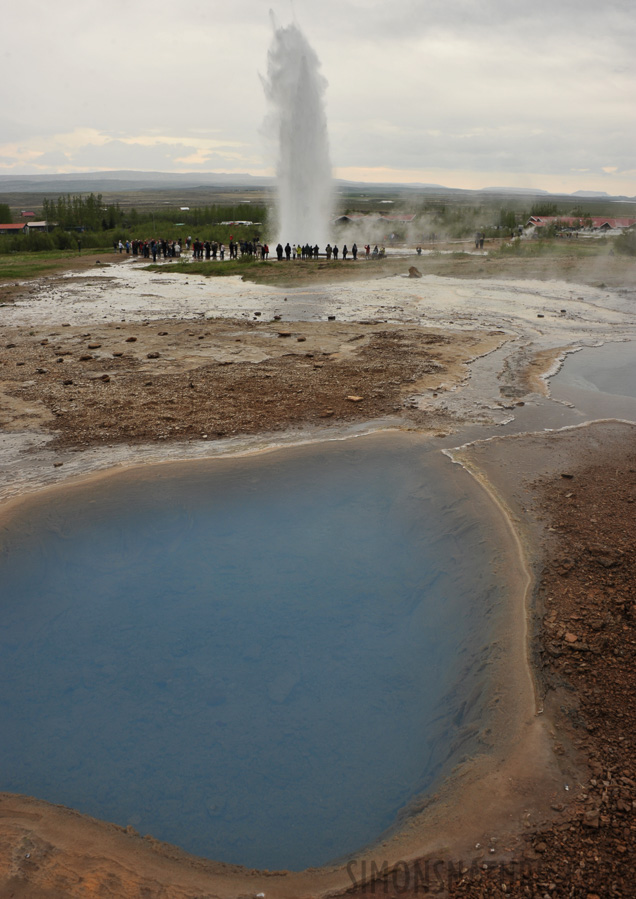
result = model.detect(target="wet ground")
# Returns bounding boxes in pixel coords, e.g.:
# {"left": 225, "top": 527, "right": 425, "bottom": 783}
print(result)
{"left": 2, "top": 257, "right": 636, "bottom": 505}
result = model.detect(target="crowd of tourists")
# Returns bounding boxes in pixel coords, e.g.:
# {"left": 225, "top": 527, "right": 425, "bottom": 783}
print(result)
{"left": 189, "top": 238, "right": 269, "bottom": 260}
{"left": 272, "top": 242, "right": 385, "bottom": 260}
{"left": 115, "top": 236, "right": 387, "bottom": 262}
{"left": 116, "top": 238, "right": 182, "bottom": 259}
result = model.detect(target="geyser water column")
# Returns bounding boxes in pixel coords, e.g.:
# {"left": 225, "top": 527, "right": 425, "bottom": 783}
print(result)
{"left": 263, "top": 16, "right": 333, "bottom": 248}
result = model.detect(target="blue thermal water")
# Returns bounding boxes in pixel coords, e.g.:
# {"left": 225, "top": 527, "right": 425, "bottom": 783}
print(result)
{"left": 553, "top": 342, "right": 636, "bottom": 399}
{"left": 0, "top": 437, "right": 502, "bottom": 871}
{"left": 550, "top": 342, "right": 636, "bottom": 423}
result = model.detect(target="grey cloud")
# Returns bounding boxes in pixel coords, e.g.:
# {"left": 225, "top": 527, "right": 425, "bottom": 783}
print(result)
{"left": 0, "top": 0, "right": 633, "bottom": 192}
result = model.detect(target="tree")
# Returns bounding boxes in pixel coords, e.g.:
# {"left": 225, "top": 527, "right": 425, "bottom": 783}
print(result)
{"left": 531, "top": 202, "right": 559, "bottom": 217}
{"left": 499, "top": 208, "right": 517, "bottom": 230}
{"left": 0, "top": 203, "right": 12, "bottom": 223}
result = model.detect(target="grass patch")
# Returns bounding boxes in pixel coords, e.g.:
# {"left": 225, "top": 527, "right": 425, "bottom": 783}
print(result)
{"left": 146, "top": 256, "right": 260, "bottom": 278}
{"left": 145, "top": 255, "right": 383, "bottom": 286}
{"left": 0, "top": 249, "right": 113, "bottom": 281}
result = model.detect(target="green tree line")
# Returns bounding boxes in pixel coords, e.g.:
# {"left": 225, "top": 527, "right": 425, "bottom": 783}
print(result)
{"left": 41, "top": 193, "right": 125, "bottom": 231}
{"left": 0, "top": 195, "right": 270, "bottom": 254}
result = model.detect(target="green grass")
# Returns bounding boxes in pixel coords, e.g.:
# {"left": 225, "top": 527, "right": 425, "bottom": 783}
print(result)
{"left": 0, "top": 248, "right": 112, "bottom": 281}
{"left": 145, "top": 255, "right": 370, "bottom": 285}
{"left": 146, "top": 256, "right": 265, "bottom": 278}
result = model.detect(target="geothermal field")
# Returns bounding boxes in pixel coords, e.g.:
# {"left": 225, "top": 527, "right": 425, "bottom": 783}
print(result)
{"left": 1, "top": 239, "right": 636, "bottom": 898}
{"left": 1, "top": 14, "right": 635, "bottom": 899}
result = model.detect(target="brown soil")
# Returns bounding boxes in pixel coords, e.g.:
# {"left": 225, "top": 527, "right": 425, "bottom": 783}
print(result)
{"left": 0, "top": 319, "right": 505, "bottom": 447}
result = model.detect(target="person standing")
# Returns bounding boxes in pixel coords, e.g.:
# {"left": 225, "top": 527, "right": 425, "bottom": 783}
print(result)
{"left": 352, "top": 243, "right": 357, "bottom": 259}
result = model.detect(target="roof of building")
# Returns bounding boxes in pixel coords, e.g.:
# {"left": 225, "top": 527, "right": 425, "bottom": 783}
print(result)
{"left": 527, "top": 215, "right": 636, "bottom": 229}
{"left": 335, "top": 212, "right": 416, "bottom": 224}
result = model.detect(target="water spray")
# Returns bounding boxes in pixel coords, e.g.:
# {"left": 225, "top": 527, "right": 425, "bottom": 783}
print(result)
{"left": 262, "top": 15, "right": 333, "bottom": 248}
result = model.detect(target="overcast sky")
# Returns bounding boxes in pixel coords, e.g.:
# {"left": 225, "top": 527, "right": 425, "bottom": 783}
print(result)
{"left": 2, "top": 0, "right": 635, "bottom": 194}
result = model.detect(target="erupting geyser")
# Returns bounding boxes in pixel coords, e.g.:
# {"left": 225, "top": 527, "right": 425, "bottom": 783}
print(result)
{"left": 263, "top": 16, "right": 333, "bottom": 248}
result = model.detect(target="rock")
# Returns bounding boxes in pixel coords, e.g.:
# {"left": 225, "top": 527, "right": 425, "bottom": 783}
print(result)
{"left": 125, "top": 336, "right": 137, "bottom": 342}
{"left": 346, "top": 395, "right": 364, "bottom": 402}
{"left": 100, "top": 374, "right": 111, "bottom": 382}
{"left": 586, "top": 543, "right": 621, "bottom": 568}
{"left": 277, "top": 331, "right": 292, "bottom": 338}
{"left": 79, "top": 354, "right": 92, "bottom": 361}
{"left": 583, "top": 809, "right": 600, "bottom": 828}
{"left": 88, "top": 343, "right": 102, "bottom": 349}
{"left": 556, "top": 557, "right": 575, "bottom": 575}
{"left": 297, "top": 336, "right": 306, "bottom": 342}
{"left": 564, "top": 632, "right": 578, "bottom": 643}
{"left": 408, "top": 266, "right": 422, "bottom": 278}
{"left": 147, "top": 352, "right": 160, "bottom": 359}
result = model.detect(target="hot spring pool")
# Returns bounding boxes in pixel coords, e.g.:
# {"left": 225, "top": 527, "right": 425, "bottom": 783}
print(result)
{"left": 0, "top": 434, "right": 507, "bottom": 871}
{"left": 551, "top": 341, "right": 636, "bottom": 421}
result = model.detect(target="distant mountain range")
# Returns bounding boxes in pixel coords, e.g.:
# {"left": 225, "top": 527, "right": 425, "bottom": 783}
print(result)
{"left": 0, "top": 171, "right": 631, "bottom": 201}
{"left": 0, "top": 171, "right": 273, "bottom": 194}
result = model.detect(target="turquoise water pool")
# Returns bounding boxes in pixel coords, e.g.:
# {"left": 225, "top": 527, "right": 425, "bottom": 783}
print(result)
{"left": 0, "top": 435, "right": 504, "bottom": 870}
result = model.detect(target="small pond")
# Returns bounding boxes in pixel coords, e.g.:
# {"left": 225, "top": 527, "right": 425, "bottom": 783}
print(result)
{"left": 551, "top": 341, "right": 636, "bottom": 421}
{"left": 0, "top": 434, "right": 507, "bottom": 871}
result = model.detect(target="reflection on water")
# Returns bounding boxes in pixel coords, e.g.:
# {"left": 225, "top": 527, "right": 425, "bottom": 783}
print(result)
{"left": 551, "top": 341, "right": 636, "bottom": 422}
{"left": 0, "top": 435, "right": 505, "bottom": 871}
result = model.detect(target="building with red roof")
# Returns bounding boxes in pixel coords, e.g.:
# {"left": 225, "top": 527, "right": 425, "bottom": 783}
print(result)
{"left": 0, "top": 223, "right": 28, "bottom": 234}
